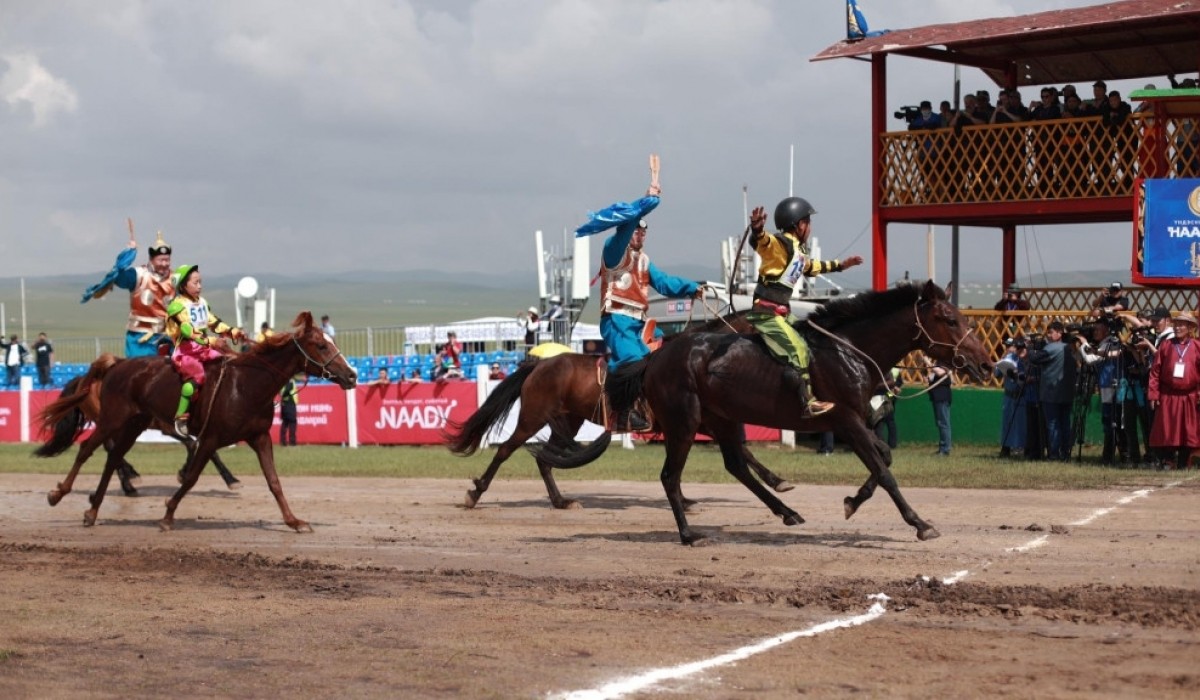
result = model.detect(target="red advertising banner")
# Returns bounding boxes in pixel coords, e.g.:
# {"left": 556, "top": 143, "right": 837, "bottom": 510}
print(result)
{"left": 355, "top": 380, "right": 478, "bottom": 445}
{"left": 271, "top": 384, "right": 350, "bottom": 445}
{"left": 26, "top": 389, "right": 62, "bottom": 443}
{"left": 0, "top": 392, "right": 20, "bottom": 442}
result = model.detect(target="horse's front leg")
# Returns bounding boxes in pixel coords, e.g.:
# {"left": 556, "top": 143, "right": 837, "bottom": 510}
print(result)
{"left": 843, "top": 435, "right": 889, "bottom": 519}
{"left": 660, "top": 432, "right": 702, "bottom": 545}
{"left": 716, "top": 437, "right": 805, "bottom": 527}
{"left": 843, "top": 421, "right": 939, "bottom": 540}
{"left": 247, "top": 432, "right": 311, "bottom": 532}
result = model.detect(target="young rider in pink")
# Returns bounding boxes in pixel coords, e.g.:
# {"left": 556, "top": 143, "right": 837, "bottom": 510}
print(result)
{"left": 166, "top": 264, "right": 244, "bottom": 436}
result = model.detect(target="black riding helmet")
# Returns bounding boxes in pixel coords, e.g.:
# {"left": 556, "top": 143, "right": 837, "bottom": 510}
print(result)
{"left": 774, "top": 197, "right": 817, "bottom": 232}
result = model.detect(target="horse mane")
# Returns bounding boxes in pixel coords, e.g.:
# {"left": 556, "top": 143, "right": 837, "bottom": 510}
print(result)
{"left": 806, "top": 284, "right": 931, "bottom": 331}
{"left": 242, "top": 311, "right": 316, "bottom": 358}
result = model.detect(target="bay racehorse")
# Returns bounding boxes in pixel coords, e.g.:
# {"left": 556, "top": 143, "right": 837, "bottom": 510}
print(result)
{"left": 541, "top": 281, "right": 992, "bottom": 545}
{"left": 34, "top": 365, "right": 242, "bottom": 495}
{"left": 36, "top": 311, "right": 356, "bottom": 531}
{"left": 443, "top": 322, "right": 795, "bottom": 510}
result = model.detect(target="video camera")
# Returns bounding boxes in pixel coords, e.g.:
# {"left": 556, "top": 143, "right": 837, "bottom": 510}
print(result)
{"left": 894, "top": 105, "right": 921, "bottom": 124}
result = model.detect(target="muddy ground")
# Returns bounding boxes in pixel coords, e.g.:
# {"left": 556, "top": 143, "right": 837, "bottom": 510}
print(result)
{"left": 1, "top": 471, "right": 1198, "bottom": 699}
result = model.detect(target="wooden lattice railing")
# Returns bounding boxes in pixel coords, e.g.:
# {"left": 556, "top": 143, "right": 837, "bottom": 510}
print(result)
{"left": 970, "top": 287, "right": 1200, "bottom": 313}
{"left": 882, "top": 113, "right": 1200, "bottom": 205}
{"left": 894, "top": 310, "right": 1095, "bottom": 389}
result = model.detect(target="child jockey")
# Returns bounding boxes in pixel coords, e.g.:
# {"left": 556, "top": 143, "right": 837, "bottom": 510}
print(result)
{"left": 166, "top": 264, "right": 243, "bottom": 437}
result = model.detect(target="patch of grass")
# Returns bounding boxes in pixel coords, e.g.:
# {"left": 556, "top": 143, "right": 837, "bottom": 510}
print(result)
{"left": 0, "top": 649, "right": 20, "bottom": 662}
{"left": 5, "top": 441, "right": 1185, "bottom": 490}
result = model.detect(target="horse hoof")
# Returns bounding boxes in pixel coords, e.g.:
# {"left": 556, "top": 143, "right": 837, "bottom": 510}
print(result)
{"left": 82, "top": 510, "right": 96, "bottom": 527}
{"left": 464, "top": 492, "right": 480, "bottom": 509}
{"left": 226, "top": 479, "right": 242, "bottom": 491}
{"left": 560, "top": 500, "right": 582, "bottom": 511}
{"left": 47, "top": 490, "right": 63, "bottom": 507}
{"left": 685, "top": 536, "right": 712, "bottom": 548}
{"left": 781, "top": 513, "right": 805, "bottom": 527}
{"left": 843, "top": 498, "right": 858, "bottom": 520}
{"left": 121, "top": 487, "right": 139, "bottom": 497}
{"left": 158, "top": 519, "right": 174, "bottom": 532}
{"left": 917, "top": 526, "right": 941, "bottom": 541}
{"left": 291, "top": 521, "right": 313, "bottom": 533}
{"left": 773, "top": 480, "right": 796, "bottom": 493}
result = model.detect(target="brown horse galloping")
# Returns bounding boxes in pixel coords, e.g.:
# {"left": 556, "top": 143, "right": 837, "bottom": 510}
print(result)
{"left": 34, "top": 364, "right": 242, "bottom": 495}
{"left": 542, "top": 281, "right": 993, "bottom": 545}
{"left": 36, "top": 311, "right": 357, "bottom": 531}
{"left": 443, "top": 332, "right": 796, "bottom": 511}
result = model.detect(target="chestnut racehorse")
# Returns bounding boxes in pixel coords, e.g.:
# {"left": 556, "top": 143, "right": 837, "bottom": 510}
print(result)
{"left": 36, "top": 312, "right": 357, "bottom": 531}
{"left": 541, "top": 281, "right": 993, "bottom": 545}
{"left": 443, "top": 313, "right": 796, "bottom": 511}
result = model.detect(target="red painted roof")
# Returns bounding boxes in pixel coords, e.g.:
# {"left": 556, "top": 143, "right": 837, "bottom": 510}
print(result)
{"left": 813, "top": 0, "right": 1200, "bottom": 87}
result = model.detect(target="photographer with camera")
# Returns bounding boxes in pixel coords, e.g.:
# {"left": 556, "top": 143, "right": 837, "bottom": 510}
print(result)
{"left": 1077, "top": 317, "right": 1138, "bottom": 464}
{"left": 904, "top": 101, "right": 941, "bottom": 201}
{"left": 1090, "top": 281, "right": 1130, "bottom": 319}
{"left": 1030, "top": 321, "right": 1078, "bottom": 461}
{"left": 995, "top": 338, "right": 1030, "bottom": 458}
{"left": 1148, "top": 312, "right": 1200, "bottom": 470}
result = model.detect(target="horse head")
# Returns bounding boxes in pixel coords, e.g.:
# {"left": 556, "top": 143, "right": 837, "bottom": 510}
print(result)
{"left": 291, "top": 311, "right": 358, "bottom": 389}
{"left": 914, "top": 280, "right": 992, "bottom": 382}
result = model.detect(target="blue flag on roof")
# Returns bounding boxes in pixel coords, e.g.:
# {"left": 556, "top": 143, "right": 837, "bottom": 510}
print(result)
{"left": 847, "top": 0, "right": 888, "bottom": 41}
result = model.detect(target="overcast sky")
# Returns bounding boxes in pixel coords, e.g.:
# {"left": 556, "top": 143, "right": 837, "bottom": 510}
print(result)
{"left": 0, "top": 0, "right": 1157, "bottom": 290}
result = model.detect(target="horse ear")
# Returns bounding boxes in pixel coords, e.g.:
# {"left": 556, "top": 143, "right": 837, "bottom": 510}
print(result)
{"left": 919, "top": 279, "right": 939, "bottom": 301}
{"left": 944, "top": 280, "right": 956, "bottom": 299}
{"left": 295, "top": 311, "right": 314, "bottom": 331}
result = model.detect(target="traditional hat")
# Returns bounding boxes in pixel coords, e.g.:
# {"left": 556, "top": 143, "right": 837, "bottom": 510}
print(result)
{"left": 1173, "top": 312, "right": 1198, "bottom": 326}
{"left": 148, "top": 231, "right": 172, "bottom": 258}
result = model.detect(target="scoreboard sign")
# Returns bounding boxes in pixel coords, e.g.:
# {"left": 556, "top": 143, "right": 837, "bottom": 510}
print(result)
{"left": 1133, "top": 178, "right": 1200, "bottom": 286}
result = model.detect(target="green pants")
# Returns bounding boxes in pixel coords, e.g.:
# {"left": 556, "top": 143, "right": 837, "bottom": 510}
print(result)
{"left": 746, "top": 310, "right": 809, "bottom": 370}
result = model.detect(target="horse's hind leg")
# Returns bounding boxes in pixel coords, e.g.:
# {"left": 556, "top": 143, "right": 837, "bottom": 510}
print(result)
{"left": 48, "top": 431, "right": 108, "bottom": 506}
{"left": 84, "top": 422, "right": 145, "bottom": 526}
{"left": 715, "top": 437, "right": 805, "bottom": 528}
{"left": 844, "top": 422, "right": 938, "bottom": 540}
{"left": 744, "top": 445, "right": 794, "bottom": 493}
{"left": 209, "top": 451, "right": 241, "bottom": 490}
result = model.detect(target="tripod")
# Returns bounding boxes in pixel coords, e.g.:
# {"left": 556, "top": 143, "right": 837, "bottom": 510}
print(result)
{"left": 1070, "top": 362, "right": 1097, "bottom": 462}
{"left": 999, "top": 368, "right": 1029, "bottom": 456}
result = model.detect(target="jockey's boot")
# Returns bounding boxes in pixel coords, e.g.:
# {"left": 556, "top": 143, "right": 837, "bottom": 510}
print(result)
{"left": 175, "top": 380, "right": 196, "bottom": 438}
{"left": 796, "top": 369, "right": 834, "bottom": 418}
{"left": 615, "top": 406, "right": 651, "bottom": 433}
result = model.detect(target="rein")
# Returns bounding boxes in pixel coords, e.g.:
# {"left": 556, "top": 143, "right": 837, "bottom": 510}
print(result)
{"left": 194, "top": 359, "right": 228, "bottom": 440}
{"left": 803, "top": 298, "right": 970, "bottom": 402}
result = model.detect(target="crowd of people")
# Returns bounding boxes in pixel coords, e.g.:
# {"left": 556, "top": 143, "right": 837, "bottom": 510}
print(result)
{"left": 903, "top": 74, "right": 1200, "bottom": 198}
{"left": 991, "top": 281, "right": 1198, "bottom": 469}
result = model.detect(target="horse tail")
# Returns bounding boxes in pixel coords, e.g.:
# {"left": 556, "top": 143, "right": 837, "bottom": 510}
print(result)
{"left": 528, "top": 429, "right": 612, "bottom": 469}
{"left": 443, "top": 359, "right": 539, "bottom": 455}
{"left": 32, "top": 354, "right": 120, "bottom": 458}
{"left": 604, "top": 358, "right": 649, "bottom": 417}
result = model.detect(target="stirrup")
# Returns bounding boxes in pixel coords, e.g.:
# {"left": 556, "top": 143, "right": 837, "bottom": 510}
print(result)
{"left": 805, "top": 399, "right": 835, "bottom": 417}
{"left": 174, "top": 415, "right": 191, "bottom": 438}
{"left": 616, "top": 410, "right": 651, "bottom": 433}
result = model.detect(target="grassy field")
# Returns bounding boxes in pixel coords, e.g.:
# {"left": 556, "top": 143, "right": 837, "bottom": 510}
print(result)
{"left": 5, "top": 441, "right": 1184, "bottom": 491}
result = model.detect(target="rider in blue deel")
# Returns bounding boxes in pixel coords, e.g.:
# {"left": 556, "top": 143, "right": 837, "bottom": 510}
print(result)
{"left": 575, "top": 154, "right": 703, "bottom": 431}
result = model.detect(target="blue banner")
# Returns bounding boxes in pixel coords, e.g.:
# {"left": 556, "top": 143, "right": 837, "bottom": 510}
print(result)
{"left": 1142, "top": 178, "right": 1200, "bottom": 280}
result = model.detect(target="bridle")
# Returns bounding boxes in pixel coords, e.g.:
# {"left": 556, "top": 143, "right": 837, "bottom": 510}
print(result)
{"left": 911, "top": 299, "right": 976, "bottom": 370}
{"left": 293, "top": 333, "right": 346, "bottom": 380}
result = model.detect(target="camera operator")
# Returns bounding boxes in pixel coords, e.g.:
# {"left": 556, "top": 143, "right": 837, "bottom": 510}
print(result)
{"left": 995, "top": 338, "right": 1030, "bottom": 458}
{"left": 1029, "top": 321, "right": 1077, "bottom": 461}
{"left": 1148, "top": 312, "right": 1200, "bottom": 470}
{"left": 1077, "top": 317, "right": 1136, "bottom": 464}
{"left": 1090, "top": 281, "right": 1130, "bottom": 319}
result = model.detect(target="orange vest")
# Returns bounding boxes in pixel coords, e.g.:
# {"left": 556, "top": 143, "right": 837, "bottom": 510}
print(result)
{"left": 601, "top": 248, "right": 651, "bottom": 319}
{"left": 127, "top": 266, "right": 174, "bottom": 335}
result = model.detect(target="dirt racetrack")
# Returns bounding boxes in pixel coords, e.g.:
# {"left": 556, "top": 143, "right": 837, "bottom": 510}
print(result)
{"left": 1, "top": 470, "right": 1199, "bottom": 699}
